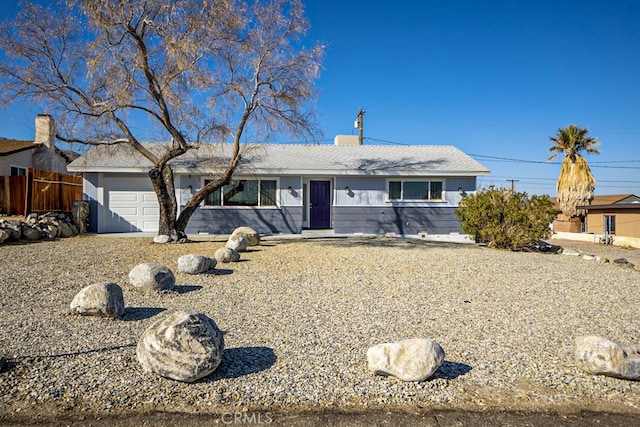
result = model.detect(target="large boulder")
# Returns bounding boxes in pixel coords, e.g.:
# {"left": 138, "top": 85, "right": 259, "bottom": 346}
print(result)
{"left": 70, "top": 282, "right": 125, "bottom": 318}
{"left": 367, "top": 338, "right": 445, "bottom": 382}
{"left": 215, "top": 247, "right": 241, "bottom": 263}
{"left": 226, "top": 235, "right": 248, "bottom": 252}
{"left": 230, "top": 226, "right": 260, "bottom": 246}
{"left": 128, "top": 262, "right": 175, "bottom": 293}
{"left": 178, "top": 254, "right": 217, "bottom": 274}
{"left": 574, "top": 335, "right": 640, "bottom": 380}
{"left": 136, "top": 310, "right": 225, "bottom": 382}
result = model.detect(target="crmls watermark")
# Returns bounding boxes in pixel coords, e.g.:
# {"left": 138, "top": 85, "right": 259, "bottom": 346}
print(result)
{"left": 221, "top": 412, "right": 274, "bottom": 424}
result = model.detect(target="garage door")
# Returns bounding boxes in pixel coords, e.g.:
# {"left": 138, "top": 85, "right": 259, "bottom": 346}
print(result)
{"left": 104, "top": 177, "right": 159, "bottom": 232}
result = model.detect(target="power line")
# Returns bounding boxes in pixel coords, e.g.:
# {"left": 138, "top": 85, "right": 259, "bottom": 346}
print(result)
{"left": 363, "top": 137, "right": 409, "bottom": 146}
{"left": 469, "top": 154, "right": 640, "bottom": 169}
{"left": 486, "top": 175, "right": 640, "bottom": 184}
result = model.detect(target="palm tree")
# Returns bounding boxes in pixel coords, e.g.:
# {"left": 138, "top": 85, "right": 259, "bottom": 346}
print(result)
{"left": 548, "top": 125, "right": 601, "bottom": 218}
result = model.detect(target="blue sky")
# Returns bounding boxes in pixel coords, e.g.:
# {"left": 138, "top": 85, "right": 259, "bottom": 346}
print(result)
{"left": 1, "top": 0, "right": 639, "bottom": 196}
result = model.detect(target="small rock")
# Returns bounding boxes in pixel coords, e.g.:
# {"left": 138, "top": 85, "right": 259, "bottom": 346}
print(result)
{"left": 70, "top": 282, "right": 125, "bottom": 318}
{"left": 215, "top": 247, "right": 241, "bottom": 263}
{"left": 22, "top": 227, "right": 40, "bottom": 241}
{"left": 46, "top": 224, "right": 60, "bottom": 238}
{"left": 367, "top": 338, "right": 445, "bottom": 381}
{"left": 226, "top": 235, "right": 248, "bottom": 252}
{"left": 562, "top": 249, "right": 583, "bottom": 256}
{"left": 230, "top": 226, "right": 260, "bottom": 246}
{"left": 178, "top": 254, "right": 217, "bottom": 274}
{"left": 129, "top": 262, "right": 175, "bottom": 293}
{"left": 153, "top": 234, "right": 172, "bottom": 244}
{"left": 0, "top": 230, "right": 8, "bottom": 244}
{"left": 58, "top": 222, "right": 74, "bottom": 238}
{"left": 582, "top": 254, "right": 596, "bottom": 261}
{"left": 574, "top": 335, "right": 640, "bottom": 380}
{"left": 613, "top": 258, "right": 635, "bottom": 269}
{"left": 136, "top": 310, "right": 225, "bottom": 382}
{"left": 6, "top": 225, "right": 21, "bottom": 240}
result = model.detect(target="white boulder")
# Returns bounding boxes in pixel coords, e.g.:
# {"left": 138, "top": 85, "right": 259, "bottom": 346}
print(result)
{"left": 153, "top": 234, "right": 172, "bottom": 244}
{"left": 215, "top": 247, "right": 241, "bottom": 263}
{"left": 128, "top": 262, "right": 175, "bottom": 293}
{"left": 575, "top": 335, "right": 640, "bottom": 380}
{"left": 230, "top": 226, "right": 260, "bottom": 246}
{"left": 136, "top": 310, "right": 225, "bottom": 382}
{"left": 70, "top": 282, "right": 125, "bottom": 318}
{"left": 226, "top": 235, "right": 248, "bottom": 252}
{"left": 367, "top": 338, "right": 445, "bottom": 382}
{"left": 178, "top": 254, "right": 217, "bottom": 274}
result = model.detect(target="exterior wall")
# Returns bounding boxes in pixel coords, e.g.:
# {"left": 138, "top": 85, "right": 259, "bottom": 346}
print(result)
{"left": 585, "top": 210, "right": 640, "bottom": 238}
{"left": 333, "top": 206, "right": 461, "bottom": 235}
{"left": 333, "top": 176, "right": 474, "bottom": 207}
{"left": 0, "top": 151, "right": 33, "bottom": 175}
{"left": 331, "top": 176, "right": 473, "bottom": 235}
{"left": 32, "top": 147, "right": 68, "bottom": 173}
{"left": 184, "top": 206, "right": 303, "bottom": 235}
{"left": 82, "top": 172, "right": 101, "bottom": 233}
{"left": 83, "top": 171, "right": 475, "bottom": 236}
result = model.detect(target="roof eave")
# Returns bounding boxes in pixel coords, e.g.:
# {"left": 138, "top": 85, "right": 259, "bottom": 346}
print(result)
{"left": 0, "top": 144, "right": 42, "bottom": 156}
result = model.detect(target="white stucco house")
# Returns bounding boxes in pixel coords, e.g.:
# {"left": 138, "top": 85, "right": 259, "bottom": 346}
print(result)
{"left": 67, "top": 135, "right": 490, "bottom": 237}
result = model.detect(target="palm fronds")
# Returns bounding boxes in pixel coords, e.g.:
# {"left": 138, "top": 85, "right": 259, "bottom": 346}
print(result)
{"left": 556, "top": 154, "right": 596, "bottom": 217}
{"left": 548, "top": 125, "right": 600, "bottom": 217}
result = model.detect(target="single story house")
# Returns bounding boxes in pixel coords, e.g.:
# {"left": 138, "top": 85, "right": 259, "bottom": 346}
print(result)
{"left": 67, "top": 135, "right": 490, "bottom": 237}
{"left": 0, "top": 114, "right": 75, "bottom": 175}
{"left": 577, "top": 194, "right": 640, "bottom": 238}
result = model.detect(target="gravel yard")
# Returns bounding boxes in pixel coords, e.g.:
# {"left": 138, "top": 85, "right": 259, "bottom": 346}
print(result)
{"left": 0, "top": 235, "right": 639, "bottom": 424}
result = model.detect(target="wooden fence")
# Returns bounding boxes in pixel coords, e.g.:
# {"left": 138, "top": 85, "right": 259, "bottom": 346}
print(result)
{"left": 0, "top": 168, "right": 83, "bottom": 216}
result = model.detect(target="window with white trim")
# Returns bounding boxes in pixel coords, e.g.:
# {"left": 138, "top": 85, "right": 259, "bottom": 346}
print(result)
{"left": 10, "top": 166, "right": 27, "bottom": 176}
{"left": 204, "top": 179, "right": 277, "bottom": 207}
{"left": 604, "top": 215, "right": 616, "bottom": 235}
{"left": 388, "top": 180, "right": 443, "bottom": 201}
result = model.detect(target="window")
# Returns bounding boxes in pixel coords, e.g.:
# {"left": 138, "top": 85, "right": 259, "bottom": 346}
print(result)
{"left": 204, "top": 179, "right": 277, "bottom": 207}
{"left": 10, "top": 166, "right": 26, "bottom": 176}
{"left": 604, "top": 215, "right": 616, "bottom": 234}
{"left": 388, "top": 180, "right": 443, "bottom": 201}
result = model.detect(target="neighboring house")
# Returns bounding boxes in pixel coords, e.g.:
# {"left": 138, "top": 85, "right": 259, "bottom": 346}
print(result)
{"left": 0, "top": 114, "right": 76, "bottom": 175}
{"left": 577, "top": 194, "right": 640, "bottom": 239}
{"left": 67, "top": 135, "right": 490, "bottom": 236}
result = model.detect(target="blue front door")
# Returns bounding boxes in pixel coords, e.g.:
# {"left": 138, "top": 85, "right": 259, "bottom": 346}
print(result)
{"left": 310, "top": 180, "right": 331, "bottom": 229}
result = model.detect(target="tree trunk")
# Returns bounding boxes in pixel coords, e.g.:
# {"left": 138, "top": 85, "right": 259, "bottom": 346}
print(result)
{"left": 149, "top": 165, "right": 185, "bottom": 241}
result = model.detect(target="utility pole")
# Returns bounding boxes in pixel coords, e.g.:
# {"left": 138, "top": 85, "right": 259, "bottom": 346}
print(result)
{"left": 356, "top": 108, "right": 365, "bottom": 145}
{"left": 506, "top": 179, "right": 519, "bottom": 192}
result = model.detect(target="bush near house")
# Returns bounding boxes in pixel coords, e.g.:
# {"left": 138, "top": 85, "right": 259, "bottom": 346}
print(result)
{"left": 455, "top": 187, "right": 557, "bottom": 249}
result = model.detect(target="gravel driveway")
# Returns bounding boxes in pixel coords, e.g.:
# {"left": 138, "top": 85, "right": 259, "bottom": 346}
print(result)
{"left": 0, "top": 235, "right": 639, "bottom": 425}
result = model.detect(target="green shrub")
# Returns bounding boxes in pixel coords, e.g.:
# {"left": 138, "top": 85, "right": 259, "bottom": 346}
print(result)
{"left": 455, "top": 187, "right": 557, "bottom": 249}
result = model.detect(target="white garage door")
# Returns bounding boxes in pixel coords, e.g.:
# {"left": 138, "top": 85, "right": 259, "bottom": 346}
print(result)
{"left": 104, "top": 177, "right": 159, "bottom": 232}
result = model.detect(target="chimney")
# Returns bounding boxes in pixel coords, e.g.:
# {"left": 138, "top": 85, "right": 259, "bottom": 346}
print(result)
{"left": 334, "top": 135, "right": 360, "bottom": 146}
{"left": 35, "top": 114, "right": 55, "bottom": 149}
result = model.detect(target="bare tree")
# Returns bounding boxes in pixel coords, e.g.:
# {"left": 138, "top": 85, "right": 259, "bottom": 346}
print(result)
{"left": 0, "top": 0, "right": 323, "bottom": 240}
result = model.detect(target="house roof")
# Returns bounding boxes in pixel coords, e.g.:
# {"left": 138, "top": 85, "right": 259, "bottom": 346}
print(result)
{"left": 576, "top": 194, "right": 640, "bottom": 211}
{"left": 0, "top": 138, "right": 42, "bottom": 156}
{"left": 550, "top": 194, "right": 640, "bottom": 209}
{"left": 68, "top": 142, "right": 491, "bottom": 177}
